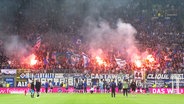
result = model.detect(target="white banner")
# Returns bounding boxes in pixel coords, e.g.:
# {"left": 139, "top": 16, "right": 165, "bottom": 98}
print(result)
{"left": 41, "top": 78, "right": 47, "bottom": 85}
{"left": 55, "top": 73, "right": 64, "bottom": 78}
{"left": 146, "top": 74, "right": 184, "bottom": 80}
{"left": 53, "top": 78, "right": 60, "bottom": 86}
{"left": 115, "top": 58, "right": 126, "bottom": 67}
{"left": 1, "top": 69, "right": 16, "bottom": 75}
{"left": 87, "top": 79, "right": 91, "bottom": 86}
{"left": 68, "top": 77, "right": 73, "bottom": 86}
{"left": 134, "top": 71, "right": 143, "bottom": 80}
{"left": 60, "top": 78, "right": 65, "bottom": 83}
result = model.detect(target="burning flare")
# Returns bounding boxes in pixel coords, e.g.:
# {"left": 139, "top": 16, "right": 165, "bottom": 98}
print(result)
{"left": 23, "top": 54, "right": 38, "bottom": 66}
{"left": 146, "top": 55, "right": 155, "bottom": 63}
{"left": 95, "top": 56, "right": 107, "bottom": 66}
{"left": 135, "top": 60, "right": 142, "bottom": 68}
{"left": 29, "top": 54, "right": 37, "bottom": 66}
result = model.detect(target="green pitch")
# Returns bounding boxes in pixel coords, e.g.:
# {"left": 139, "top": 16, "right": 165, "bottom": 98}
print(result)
{"left": 0, "top": 93, "right": 183, "bottom": 104}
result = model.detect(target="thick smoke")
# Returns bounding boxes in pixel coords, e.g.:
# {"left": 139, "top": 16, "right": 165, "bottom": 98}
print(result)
{"left": 3, "top": 35, "right": 32, "bottom": 60}
{"left": 81, "top": 18, "right": 139, "bottom": 61}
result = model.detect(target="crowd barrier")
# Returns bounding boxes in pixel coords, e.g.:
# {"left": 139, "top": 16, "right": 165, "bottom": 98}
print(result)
{"left": 0, "top": 87, "right": 184, "bottom": 94}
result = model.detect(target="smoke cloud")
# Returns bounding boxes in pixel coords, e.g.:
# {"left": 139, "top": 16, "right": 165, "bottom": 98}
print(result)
{"left": 3, "top": 35, "right": 32, "bottom": 59}
{"left": 81, "top": 18, "right": 139, "bottom": 61}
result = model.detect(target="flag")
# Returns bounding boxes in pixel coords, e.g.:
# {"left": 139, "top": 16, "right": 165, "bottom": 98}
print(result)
{"left": 115, "top": 58, "right": 126, "bottom": 68}
{"left": 82, "top": 53, "right": 90, "bottom": 68}
{"left": 70, "top": 54, "right": 81, "bottom": 66}
{"left": 33, "top": 36, "right": 41, "bottom": 50}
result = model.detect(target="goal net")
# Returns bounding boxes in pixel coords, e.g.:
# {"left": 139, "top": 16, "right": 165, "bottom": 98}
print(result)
{"left": 171, "top": 74, "right": 183, "bottom": 94}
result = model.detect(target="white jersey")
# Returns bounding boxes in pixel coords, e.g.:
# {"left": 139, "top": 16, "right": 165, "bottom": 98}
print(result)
{"left": 49, "top": 82, "right": 53, "bottom": 88}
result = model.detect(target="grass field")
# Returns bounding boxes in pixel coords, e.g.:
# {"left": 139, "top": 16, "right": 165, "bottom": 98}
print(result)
{"left": 0, "top": 93, "right": 183, "bottom": 104}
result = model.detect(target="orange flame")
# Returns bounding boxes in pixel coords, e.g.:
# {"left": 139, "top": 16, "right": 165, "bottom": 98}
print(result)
{"left": 23, "top": 54, "right": 38, "bottom": 66}
{"left": 30, "top": 54, "right": 37, "bottom": 66}
{"left": 146, "top": 55, "right": 155, "bottom": 63}
{"left": 95, "top": 56, "right": 107, "bottom": 66}
{"left": 135, "top": 60, "right": 142, "bottom": 68}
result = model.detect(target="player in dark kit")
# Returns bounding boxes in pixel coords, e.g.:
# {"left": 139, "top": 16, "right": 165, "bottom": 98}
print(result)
{"left": 130, "top": 80, "right": 137, "bottom": 96}
{"left": 30, "top": 81, "right": 35, "bottom": 98}
{"left": 35, "top": 80, "right": 41, "bottom": 97}
{"left": 110, "top": 79, "right": 116, "bottom": 98}
{"left": 118, "top": 81, "right": 122, "bottom": 93}
{"left": 45, "top": 80, "right": 49, "bottom": 93}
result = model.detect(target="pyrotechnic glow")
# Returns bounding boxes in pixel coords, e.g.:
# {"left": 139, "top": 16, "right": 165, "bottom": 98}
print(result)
{"left": 23, "top": 54, "right": 38, "bottom": 66}
{"left": 133, "top": 54, "right": 157, "bottom": 68}
{"left": 95, "top": 56, "right": 106, "bottom": 66}
{"left": 146, "top": 55, "right": 155, "bottom": 62}
{"left": 30, "top": 54, "right": 37, "bottom": 66}
{"left": 96, "top": 56, "right": 103, "bottom": 65}
{"left": 135, "top": 60, "right": 142, "bottom": 68}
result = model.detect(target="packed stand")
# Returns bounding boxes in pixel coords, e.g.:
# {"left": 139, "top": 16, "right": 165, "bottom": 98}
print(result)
{"left": 0, "top": 0, "right": 183, "bottom": 75}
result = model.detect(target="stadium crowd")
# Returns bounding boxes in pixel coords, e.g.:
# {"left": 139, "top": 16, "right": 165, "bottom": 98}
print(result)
{"left": 0, "top": 0, "right": 183, "bottom": 75}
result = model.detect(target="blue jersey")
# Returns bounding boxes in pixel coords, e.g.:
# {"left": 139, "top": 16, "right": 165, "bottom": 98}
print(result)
{"left": 83, "top": 82, "right": 87, "bottom": 88}
{"left": 45, "top": 82, "right": 49, "bottom": 88}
